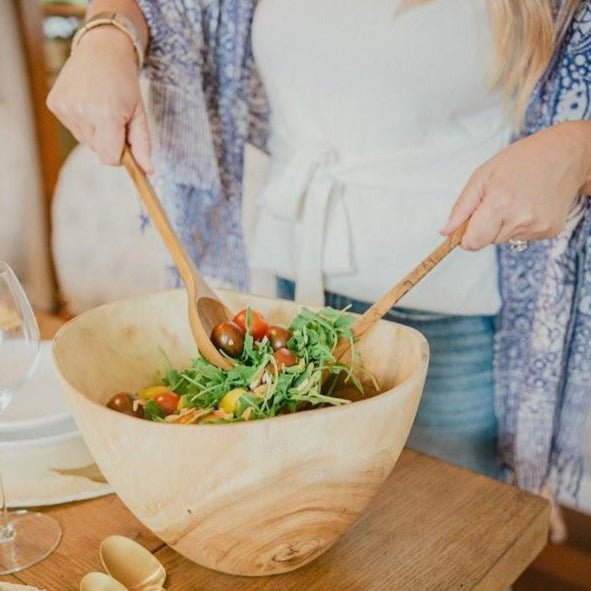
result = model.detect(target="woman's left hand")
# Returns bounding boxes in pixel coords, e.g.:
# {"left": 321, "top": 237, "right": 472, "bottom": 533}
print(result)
{"left": 441, "top": 121, "right": 591, "bottom": 250}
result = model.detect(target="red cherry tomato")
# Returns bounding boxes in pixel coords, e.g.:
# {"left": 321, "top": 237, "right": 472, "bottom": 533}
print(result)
{"left": 272, "top": 348, "right": 299, "bottom": 373}
{"left": 232, "top": 308, "right": 269, "bottom": 341}
{"left": 154, "top": 392, "right": 180, "bottom": 415}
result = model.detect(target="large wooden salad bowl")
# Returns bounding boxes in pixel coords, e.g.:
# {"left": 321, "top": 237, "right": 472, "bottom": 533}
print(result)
{"left": 52, "top": 289, "right": 429, "bottom": 576}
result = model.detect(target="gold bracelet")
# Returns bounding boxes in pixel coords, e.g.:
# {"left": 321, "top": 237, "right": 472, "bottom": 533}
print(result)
{"left": 70, "top": 11, "right": 145, "bottom": 69}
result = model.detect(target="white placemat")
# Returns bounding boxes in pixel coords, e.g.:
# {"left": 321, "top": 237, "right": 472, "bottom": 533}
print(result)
{"left": 2, "top": 433, "right": 112, "bottom": 508}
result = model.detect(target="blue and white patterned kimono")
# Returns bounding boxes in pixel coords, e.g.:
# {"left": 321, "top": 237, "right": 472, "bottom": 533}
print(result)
{"left": 136, "top": 0, "right": 591, "bottom": 498}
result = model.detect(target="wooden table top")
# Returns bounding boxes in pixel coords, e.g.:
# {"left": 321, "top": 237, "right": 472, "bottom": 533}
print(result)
{"left": 0, "top": 313, "right": 549, "bottom": 591}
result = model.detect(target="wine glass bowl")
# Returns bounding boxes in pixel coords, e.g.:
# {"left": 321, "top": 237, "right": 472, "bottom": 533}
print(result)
{"left": 0, "top": 261, "right": 61, "bottom": 573}
{"left": 0, "top": 263, "right": 40, "bottom": 414}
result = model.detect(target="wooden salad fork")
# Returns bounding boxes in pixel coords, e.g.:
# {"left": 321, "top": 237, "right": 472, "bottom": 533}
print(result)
{"left": 332, "top": 220, "right": 469, "bottom": 362}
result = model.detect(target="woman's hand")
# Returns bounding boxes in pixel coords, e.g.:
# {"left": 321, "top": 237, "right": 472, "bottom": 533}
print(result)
{"left": 441, "top": 122, "right": 591, "bottom": 250}
{"left": 46, "top": 27, "right": 153, "bottom": 172}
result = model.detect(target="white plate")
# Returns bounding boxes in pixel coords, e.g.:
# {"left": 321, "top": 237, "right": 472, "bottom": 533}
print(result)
{"left": 0, "top": 416, "right": 79, "bottom": 451}
{"left": 0, "top": 341, "right": 71, "bottom": 431}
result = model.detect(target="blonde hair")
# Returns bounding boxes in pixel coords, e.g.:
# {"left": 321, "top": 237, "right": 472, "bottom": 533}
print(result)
{"left": 400, "top": 0, "right": 582, "bottom": 121}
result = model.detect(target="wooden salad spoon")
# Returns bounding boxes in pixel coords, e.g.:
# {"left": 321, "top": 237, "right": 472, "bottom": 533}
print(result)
{"left": 121, "top": 146, "right": 234, "bottom": 370}
{"left": 331, "top": 220, "right": 469, "bottom": 362}
{"left": 100, "top": 535, "right": 167, "bottom": 591}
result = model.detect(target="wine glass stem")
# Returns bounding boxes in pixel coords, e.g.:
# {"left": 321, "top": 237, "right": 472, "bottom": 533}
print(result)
{"left": 0, "top": 468, "right": 14, "bottom": 541}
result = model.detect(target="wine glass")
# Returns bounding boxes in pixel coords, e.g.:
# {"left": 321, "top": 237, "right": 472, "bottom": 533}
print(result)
{"left": 0, "top": 261, "right": 61, "bottom": 573}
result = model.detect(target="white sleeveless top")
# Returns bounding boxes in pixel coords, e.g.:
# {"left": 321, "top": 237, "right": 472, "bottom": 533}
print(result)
{"left": 251, "top": 0, "right": 509, "bottom": 315}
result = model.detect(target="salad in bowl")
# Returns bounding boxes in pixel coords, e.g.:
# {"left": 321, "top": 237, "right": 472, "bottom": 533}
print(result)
{"left": 106, "top": 305, "right": 377, "bottom": 424}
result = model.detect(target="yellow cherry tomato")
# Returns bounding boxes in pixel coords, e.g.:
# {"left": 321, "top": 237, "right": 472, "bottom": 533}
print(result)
{"left": 137, "top": 385, "right": 170, "bottom": 400}
{"left": 219, "top": 388, "right": 248, "bottom": 415}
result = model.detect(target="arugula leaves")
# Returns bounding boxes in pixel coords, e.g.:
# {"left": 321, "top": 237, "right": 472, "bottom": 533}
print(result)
{"left": 143, "top": 399, "right": 166, "bottom": 421}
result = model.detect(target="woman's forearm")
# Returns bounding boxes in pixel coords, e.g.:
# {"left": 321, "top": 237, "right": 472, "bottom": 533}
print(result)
{"left": 87, "top": 0, "right": 149, "bottom": 48}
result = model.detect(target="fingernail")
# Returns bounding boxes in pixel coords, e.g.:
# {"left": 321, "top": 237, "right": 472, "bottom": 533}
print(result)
{"left": 439, "top": 222, "right": 452, "bottom": 235}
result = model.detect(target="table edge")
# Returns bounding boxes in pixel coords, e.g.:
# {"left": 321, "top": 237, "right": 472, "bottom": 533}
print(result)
{"left": 471, "top": 496, "right": 550, "bottom": 591}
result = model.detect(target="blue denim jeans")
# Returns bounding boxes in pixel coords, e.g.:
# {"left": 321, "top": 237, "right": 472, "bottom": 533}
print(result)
{"left": 277, "top": 279, "right": 499, "bottom": 478}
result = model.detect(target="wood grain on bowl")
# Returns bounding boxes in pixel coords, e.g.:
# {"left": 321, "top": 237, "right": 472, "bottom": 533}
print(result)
{"left": 52, "top": 289, "right": 429, "bottom": 576}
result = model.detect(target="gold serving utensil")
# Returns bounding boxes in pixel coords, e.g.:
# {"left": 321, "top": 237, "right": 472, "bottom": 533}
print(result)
{"left": 100, "top": 535, "right": 167, "bottom": 591}
{"left": 80, "top": 572, "right": 129, "bottom": 591}
{"left": 121, "top": 146, "right": 234, "bottom": 370}
{"left": 332, "top": 220, "right": 469, "bottom": 362}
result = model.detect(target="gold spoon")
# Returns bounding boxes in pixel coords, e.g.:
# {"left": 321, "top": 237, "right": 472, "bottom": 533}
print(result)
{"left": 331, "top": 220, "right": 469, "bottom": 362}
{"left": 121, "top": 147, "right": 234, "bottom": 370}
{"left": 100, "top": 535, "right": 166, "bottom": 591}
{"left": 80, "top": 572, "right": 129, "bottom": 591}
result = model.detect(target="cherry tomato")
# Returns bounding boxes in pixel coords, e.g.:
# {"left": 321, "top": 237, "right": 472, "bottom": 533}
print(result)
{"left": 211, "top": 321, "right": 245, "bottom": 357}
{"left": 272, "top": 348, "right": 299, "bottom": 372}
{"left": 107, "top": 392, "right": 144, "bottom": 419}
{"left": 232, "top": 308, "right": 269, "bottom": 341}
{"left": 266, "top": 325, "right": 292, "bottom": 351}
{"left": 219, "top": 388, "right": 248, "bottom": 415}
{"left": 154, "top": 392, "right": 181, "bottom": 416}
{"left": 137, "top": 385, "right": 170, "bottom": 400}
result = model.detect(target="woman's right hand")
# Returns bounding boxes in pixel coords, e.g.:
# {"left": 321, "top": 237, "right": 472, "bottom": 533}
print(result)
{"left": 47, "top": 27, "right": 153, "bottom": 172}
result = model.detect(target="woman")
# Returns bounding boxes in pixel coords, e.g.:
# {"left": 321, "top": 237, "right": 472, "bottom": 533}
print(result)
{"left": 48, "top": 0, "right": 591, "bottom": 541}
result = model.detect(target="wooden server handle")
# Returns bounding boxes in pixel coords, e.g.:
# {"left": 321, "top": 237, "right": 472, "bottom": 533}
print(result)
{"left": 332, "top": 220, "right": 469, "bottom": 362}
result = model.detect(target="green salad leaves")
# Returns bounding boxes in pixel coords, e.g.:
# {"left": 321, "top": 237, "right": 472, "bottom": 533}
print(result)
{"left": 152, "top": 306, "right": 376, "bottom": 423}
